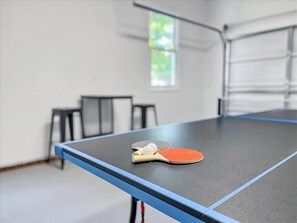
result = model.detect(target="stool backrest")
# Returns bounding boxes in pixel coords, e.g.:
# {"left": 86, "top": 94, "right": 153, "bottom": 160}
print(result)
{"left": 81, "top": 97, "right": 113, "bottom": 138}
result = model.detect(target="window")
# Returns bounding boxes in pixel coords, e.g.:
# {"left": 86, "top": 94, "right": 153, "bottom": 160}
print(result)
{"left": 149, "top": 12, "right": 177, "bottom": 88}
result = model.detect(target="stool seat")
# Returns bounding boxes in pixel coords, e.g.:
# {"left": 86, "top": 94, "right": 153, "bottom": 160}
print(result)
{"left": 48, "top": 107, "right": 81, "bottom": 169}
{"left": 132, "top": 104, "right": 158, "bottom": 129}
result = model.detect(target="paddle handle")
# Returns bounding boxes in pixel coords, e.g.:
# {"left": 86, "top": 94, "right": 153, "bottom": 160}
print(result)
{"left": 131, "top": 150, "right": 166, "bottom": 163}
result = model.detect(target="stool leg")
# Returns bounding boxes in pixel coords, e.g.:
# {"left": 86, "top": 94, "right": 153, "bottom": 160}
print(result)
{"left": 153, "top": 106, "right": 158, "bottom": 126}
{"left": 61, "top": 159, "right": 65, "bottom": 170}
{"left": 47, "top": 112, "right": 55, "bottom": 163}
{"left": 68, "top": 114, "right": 74, "bottom": 140}
{"left": 60, "top": 113, "right": 66, "bottom": 170}
{"left": 141, "top": 107, "right": 147, "bottom": 128}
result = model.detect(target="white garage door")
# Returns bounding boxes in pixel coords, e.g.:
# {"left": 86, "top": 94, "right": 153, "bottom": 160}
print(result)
{"left": 223, "top": 26, "right": 297, "bottom": 115}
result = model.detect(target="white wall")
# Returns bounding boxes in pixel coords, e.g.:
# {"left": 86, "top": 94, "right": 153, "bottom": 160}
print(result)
{"left": 0, "top": 0, "right": 210, "bottom": 167}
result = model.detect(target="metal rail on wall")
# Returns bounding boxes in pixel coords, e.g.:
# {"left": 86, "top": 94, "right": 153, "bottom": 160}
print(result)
{"left": 132, "top": 0, "right": 225, "bottom": 40}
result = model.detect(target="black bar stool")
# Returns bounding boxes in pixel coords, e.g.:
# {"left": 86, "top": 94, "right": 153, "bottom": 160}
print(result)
{"left": 131, "top": 104, "right": 158, "bottom": 129}
{"left": 47, "top": 108, "right": 81, "bottom": 169}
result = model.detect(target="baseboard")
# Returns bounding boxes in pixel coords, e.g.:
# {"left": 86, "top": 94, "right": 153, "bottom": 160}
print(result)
{"left": 0, "top": 157, "right": 60, "bottom": 172}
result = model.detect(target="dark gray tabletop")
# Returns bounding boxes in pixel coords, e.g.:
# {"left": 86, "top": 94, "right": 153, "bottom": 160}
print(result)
{"left": 215, "top": 156, "right": 297, "bottom": 223}
{"left": 60, "top": 115, "right": 297, "bottom": 222}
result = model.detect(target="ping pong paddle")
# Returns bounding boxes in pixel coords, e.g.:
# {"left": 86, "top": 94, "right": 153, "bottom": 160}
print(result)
{"left": 131, "top": 140, "right": 171, "bottom": 150}
{"left": 132, "top": 147, "right": 204, "bottom": 164}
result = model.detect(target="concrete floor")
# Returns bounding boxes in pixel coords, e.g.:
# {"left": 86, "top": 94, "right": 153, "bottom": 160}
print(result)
{"left": 0, "top": 161, "right": 178, "bottom": 223}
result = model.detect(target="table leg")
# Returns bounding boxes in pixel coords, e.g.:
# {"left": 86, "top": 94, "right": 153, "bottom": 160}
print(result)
{"left": 131, "top": 106, "right": 135, "bottom": 130}
{"left": 98, "top": 99, "right": 102, "bottom": 135}
{"left": 141, "top": 107, "right": 147, "bottom": 128}
{"left": 153, "top": 106, "right": 158, "bottom": 126}
{"left": 129, "top": 196, "right": 138, "bottom": 223}
{"left": 130, "top": 98, "right": 134, "bottom": 130}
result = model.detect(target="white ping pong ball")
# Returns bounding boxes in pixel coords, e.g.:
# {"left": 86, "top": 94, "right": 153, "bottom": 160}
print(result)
{"left": 148, "top": 143, "right": 157, "bottom": 150}
{"left": 142, "top": 143, "right": 157, "bottom": 155}
{"left": 147, "top": 143, "right": 157, "bottom": 154}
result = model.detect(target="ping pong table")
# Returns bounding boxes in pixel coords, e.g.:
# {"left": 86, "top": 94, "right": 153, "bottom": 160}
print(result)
{"left": 55, "top": 109, "right": 297, "bottom": 223}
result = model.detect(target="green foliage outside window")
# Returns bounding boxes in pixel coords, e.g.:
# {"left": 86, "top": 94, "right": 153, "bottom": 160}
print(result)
{"left": 151, "top": 50, "right": 175, "bottom": 86}
{"left": 149, "top": 13, "right": 174, "bottom": 50}
{"left": 149, "top": 12, "right": 176, "bottom": 87}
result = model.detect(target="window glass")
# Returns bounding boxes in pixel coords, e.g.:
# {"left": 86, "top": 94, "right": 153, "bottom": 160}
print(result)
{"left": 149, "top": 13, "right": 174, "bottom": 50}
{"left": 151, "top": 49, "right": 175, "bottom": 87}
{"left": 149, "top": 12, "right": 176, "bottom": 88}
